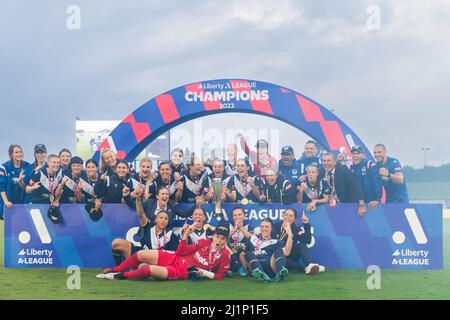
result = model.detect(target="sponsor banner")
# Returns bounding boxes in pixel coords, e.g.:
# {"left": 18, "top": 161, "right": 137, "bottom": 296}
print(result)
{"left": 4, "top": 204, "right": 443, "bottom": 269}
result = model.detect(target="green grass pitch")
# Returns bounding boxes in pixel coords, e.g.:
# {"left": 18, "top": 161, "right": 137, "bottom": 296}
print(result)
{"left": 1, "top": 219, "right": 449, "bottom": 300}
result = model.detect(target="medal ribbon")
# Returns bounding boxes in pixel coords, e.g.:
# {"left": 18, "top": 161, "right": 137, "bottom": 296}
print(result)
{"left": 208, "top": 246, "right": 222, "bottom": 267}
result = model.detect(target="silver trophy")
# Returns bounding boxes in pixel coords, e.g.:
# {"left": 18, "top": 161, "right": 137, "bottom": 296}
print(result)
{"left": 212, "top": 178, "right": 223, "bottom": 219}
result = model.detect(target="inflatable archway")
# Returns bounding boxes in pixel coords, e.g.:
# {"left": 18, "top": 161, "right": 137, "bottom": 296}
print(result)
{"left": 93, "top": 79, "right": 372, "bottom": 161}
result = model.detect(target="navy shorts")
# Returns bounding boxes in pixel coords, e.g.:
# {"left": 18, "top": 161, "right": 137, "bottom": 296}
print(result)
{"left": 130, "top": 243, "right": 144, "bottom": 255}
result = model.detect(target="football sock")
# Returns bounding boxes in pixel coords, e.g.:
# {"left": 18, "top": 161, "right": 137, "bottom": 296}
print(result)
{"left": 113, "top": 252, "right": 141, "bottom": 272}
{"left": 112, "top": 249, "right": 123, "bottom": 266}
{"left": 123, "top": 265, "right": 151, "bottom": 279}
{"left": 230, "top": 253, "right": 241, "bottom": 272}
{"left": 273, "top": 248, "right": 286, "bottom": 273}
{"left": 246, "top": 252, "right": 262, "bottom": 271}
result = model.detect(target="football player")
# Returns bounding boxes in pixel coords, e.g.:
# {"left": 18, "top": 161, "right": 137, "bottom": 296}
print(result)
{"left": 97, "top": 222, "right": 231, "bottom": 281}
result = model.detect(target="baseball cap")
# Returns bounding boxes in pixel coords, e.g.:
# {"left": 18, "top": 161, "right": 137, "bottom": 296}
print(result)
{"left": 214, "top": 222, "right": 230, "bottom": 238}
{"left": 351, "top": 145, "right": 363, "bottom": 153}
{"left": 70, "top": 156, "right": 84, "bottom": 166}
{"left": 34, "top": 144, "right": 47, "bottom": 153}
{"left": 255, "top": 139, "right": 269, "bottom": 148}
{"left": 281, "top": 146, "right": 294, "bottom": 155}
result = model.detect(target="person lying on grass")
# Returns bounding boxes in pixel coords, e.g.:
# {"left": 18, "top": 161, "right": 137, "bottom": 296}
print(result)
{"left": 97, "top": 219, "right": 231, "bottom": 281}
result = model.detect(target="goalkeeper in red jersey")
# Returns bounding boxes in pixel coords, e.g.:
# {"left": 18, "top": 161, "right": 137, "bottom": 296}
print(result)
{"left": 97, "top": 220, "right": 231, "bottom": 281}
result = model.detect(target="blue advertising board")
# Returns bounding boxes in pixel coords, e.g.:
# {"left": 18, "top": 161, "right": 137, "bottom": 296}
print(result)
{"left": 4, "top": 203, "right": 443, "bottom": 269}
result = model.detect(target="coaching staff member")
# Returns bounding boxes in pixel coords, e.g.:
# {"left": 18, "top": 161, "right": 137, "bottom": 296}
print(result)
{"left": 322, "top": 153, "right": 366, "bottom": 216}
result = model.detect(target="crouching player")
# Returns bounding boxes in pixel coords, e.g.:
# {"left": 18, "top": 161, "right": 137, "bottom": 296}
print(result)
{"left": 97, "top": 221, "right": 231, "bottom": 281}
{"left": 273, "top": 208, "right": 325, "bottom": 275}
{"left": 110, "top": 186, "right": 179, "bottom": 265}
{"left": 241, "top": 218, "right": 292, "bottom": 282}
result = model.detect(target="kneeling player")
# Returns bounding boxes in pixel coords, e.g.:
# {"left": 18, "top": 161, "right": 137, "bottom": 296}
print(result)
{"left": 97, "top": 222, "right": 231, "bottom": 281}
{"left": 241, "top": 218, "right": 292, "bottom": 282}
{"left": 111, "top": 187, "right": 179, "bottom": 265}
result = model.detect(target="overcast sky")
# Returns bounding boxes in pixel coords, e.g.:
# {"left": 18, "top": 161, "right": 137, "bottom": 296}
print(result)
{"left": 1, "top": 0, "right": 449, "bottom": 168}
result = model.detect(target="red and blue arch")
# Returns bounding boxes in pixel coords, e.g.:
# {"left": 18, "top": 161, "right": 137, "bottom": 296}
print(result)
{"left": 93, "top": 79, "right": 372, "bottom": 161}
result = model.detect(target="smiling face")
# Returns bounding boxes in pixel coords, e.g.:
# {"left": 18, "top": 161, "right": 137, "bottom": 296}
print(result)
{"left": 351, "top": 151, "right": 364, "bottom": 165}
{"left": 192, "top": 208, "right": 206, "bottom": 227}
{"left": 11, "top": 146, "right": 23, "bottom": 163}
{"left": 322, "top": 154, "right": 336, "bottom": 173}
{"left": 281, "top": 153, "right": 294, "bottom": 166}
{"left": 265, "top": 169, "right": 277, "bottom": 185}
{"left": 236, "top": 160, "right": 248, "bottom": 177}
{"left": 139, "top": 160, "right": 152, "bottom": 177}
{"left": 259, "top": 221, "right": 272, "bottom": 239}
{"left": 47, "top": 156, "right": 60, "bottom": 173}
{"left": 86, "top": 162, "right": 98, "bottom": 177}
{"left": 171, "top": 150, "right": 183, "bottom": 166}
{"left": 232, "top": 208, "right": 245, "bottom": 224}
{"left": 373, "top": 146, "right": 387, "bottom": 163}
{"left": 157, "top": 187, "right": 169, "bottom": 204}
{"left": 212, "top": 160, "right": 225, "bottom": 177}
{"left": 283, "top": 209, "right": 296, "bottom": 224}
{"left": 35, "top": 151, "right": 47, "bottom": 164}
{"left": 71, "top": 163, "right": 83, "bottom": 176}
{"left": 59, "top": 151, "right": 71, "bottom": 167}
{"left": 159, "top": 163, "right": 172, "bottom": 180}
{"left": 103, "top": 150, "right": 117, "bottom": 168}
{"left": 116, "top": 162, "right": 128, "bottom": 178}
{"left": 304, "top": 142, "right": 318, "bottom": 158}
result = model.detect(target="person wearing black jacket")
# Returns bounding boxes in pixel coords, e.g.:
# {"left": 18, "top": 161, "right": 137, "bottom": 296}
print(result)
{"left": 259, "top": 168, "right": 295, "bottom": 204}
{"left": 322, "top": 153, "right": 366, "bottom": 216}
{"left": 273, "top": 208, "right": 325, "bottom": 275}
{"left": 56, "top": 156, "right": 86, "bottom": 204}
{"left": 94, "top": 160, "right": 132, "bottom": 204}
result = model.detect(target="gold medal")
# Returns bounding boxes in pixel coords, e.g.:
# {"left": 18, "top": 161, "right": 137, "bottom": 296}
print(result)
{"left": 241, "top": 198, "right": 249, "bottom": 205}
{"left": 203, "top": 224, "right": 211, "bottom": 231}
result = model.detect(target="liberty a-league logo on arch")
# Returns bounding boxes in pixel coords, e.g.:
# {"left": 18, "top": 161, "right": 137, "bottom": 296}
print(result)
{"left": 391, "top": 208, "right": 430, "bottom": 266}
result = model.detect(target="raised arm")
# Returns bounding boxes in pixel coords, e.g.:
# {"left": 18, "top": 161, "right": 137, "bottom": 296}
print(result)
{"left": 177, "top": 224, "right": 199, "bottom": 256}
{"left": 239, "top": 224, "right": 253, "bottom": 239}
{"left": 54, "top": 176, "right": 68, "bottom": 200}
{"left": 135, "top": 191, "right": 149, "bottom": 227}
{"left": 281, "top": 221, "right": 294, "bottom": 256}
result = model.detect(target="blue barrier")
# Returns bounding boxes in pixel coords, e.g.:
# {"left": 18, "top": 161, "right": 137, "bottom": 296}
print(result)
{"left": 4, "top": 203, "right": 443, "bottom": 269}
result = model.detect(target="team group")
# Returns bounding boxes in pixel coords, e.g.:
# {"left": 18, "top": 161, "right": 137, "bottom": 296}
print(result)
{"left": 0, "top": 135, "right": 409, "bottom": 282}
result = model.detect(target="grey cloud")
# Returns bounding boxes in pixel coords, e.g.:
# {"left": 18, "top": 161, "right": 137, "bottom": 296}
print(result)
{"left": 1, "top": 1, "right": 449, "bottom": 167}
